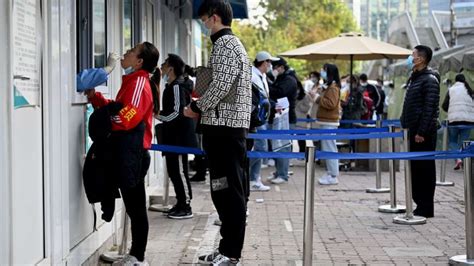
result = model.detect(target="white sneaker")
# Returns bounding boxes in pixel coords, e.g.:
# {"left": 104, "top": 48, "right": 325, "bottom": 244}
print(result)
{"left": 250, "top": 181, "right": 270, "bottom": 191}
{"left": 271, "top": 177, "right": 288, "bottom": 184}
{"left": 267, "top": 159, "right": 275, "bottom": 166}
{"left": 318, "top": 174, "right": 339, "bottom": 185}
{"left": 112, "top": 255, "right": 139, "bottom": 266}
{"left": 266, "top": 175, "right": 276, "bottom": 182}
{"left": 260, "top": 164, "right": 269, "bottom": 169}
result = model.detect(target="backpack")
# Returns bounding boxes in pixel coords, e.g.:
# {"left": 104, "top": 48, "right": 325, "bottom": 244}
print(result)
{"left": 250, "top": 83, "right": 270, "bottom": 128}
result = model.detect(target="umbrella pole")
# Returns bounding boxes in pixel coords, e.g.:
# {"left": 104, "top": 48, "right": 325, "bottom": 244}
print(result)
{"left": 350, "top": 55, "right": 353, "bottom": 88}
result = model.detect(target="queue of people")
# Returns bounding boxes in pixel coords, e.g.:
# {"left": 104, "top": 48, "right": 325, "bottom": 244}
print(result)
{"left": 77, "top": 0, "right": 472, "bottom": 262}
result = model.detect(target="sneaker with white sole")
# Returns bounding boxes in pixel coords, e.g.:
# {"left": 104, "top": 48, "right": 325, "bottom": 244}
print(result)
{"left": 198, "top": 250, "right": 220, "bottom": 264}
{"left": 250, "top": 181, "right": 270, "bottom": 191}
{"left": 266, "top": 175, "right": 276, "bottom": 182}
{"left": 318, "top": 174, "right": 339, "bottom": 185}
{"left": 111, "top": 255, "right": 142, "bottom": 266}
{"left": 212, "top": 254, "right": 241, "bottom": 265}
{"left": 271, "top": 177, "right": 288, "bottom": 184}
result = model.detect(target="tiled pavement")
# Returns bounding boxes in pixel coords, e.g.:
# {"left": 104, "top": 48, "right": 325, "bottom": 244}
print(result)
{"left": 103, "top": 159, "right": 468, "bottom": 265}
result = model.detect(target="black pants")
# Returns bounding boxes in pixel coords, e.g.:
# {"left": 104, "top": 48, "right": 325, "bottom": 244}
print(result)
{"left": 409, "top": 131, "right": 437, "bottom": 216}
{"left": 165, "top": 153, "right": 192, "bottom": 205}
{"left": 203, "top": 134, "right": 247, "bottom": 259}
{"left": 193, "top": 154, "right": 208, "bottom": 176}
{"left": 120, "top": 150, "right": 150, "bottom": 262}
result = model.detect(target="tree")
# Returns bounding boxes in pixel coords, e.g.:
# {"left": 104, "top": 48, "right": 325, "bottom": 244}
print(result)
{"left": 233, "top": 0, "right": 359, "bottom": 79}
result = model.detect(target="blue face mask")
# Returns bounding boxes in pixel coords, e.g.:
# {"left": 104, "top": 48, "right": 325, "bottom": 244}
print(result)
{"left": 406, "top": 55, "right": 414, "bottom": 70}
{"left": 123, "top": 66, "right": 134, "bottom": 75}
{"left": 162, "top": 74, "right": 169, "bottom": 83}
{"left": 320, "top": 70, "right": 327, "bottom": 80}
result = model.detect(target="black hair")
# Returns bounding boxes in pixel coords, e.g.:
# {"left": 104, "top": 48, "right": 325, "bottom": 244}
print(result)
{"left": 359, "top": 73, "right": 368, "bottom": 82}
{"left": 137, "top": 42, "right": 159, "bottom": 73}
{"left": 253, "top": 59, "right": 266, "bottom": 68}
{"left": 310, "top": 71, "right": 320, "bottom": 79}
{"left": 455, "top": 73, "right": 473, "bottom": 98}
{"left": 414, "top": 45, "right": 433, "bottom": 64}
{"left": 198, "top": 0, "right": 233, "bottom": 26}
{"left": 184, "top": 65, "right": 195, "bottom": 77}
{"left": 165, "top": 53, "right": 185, "bottom": 77}
{"left": 150, "top": 68, "right": 161, "bottom": 115}
{"left": 137, "top": 42, "right": 160, "bottom": 115}
{"left": 324, "top": 63, "right": 340, "bottom": 88}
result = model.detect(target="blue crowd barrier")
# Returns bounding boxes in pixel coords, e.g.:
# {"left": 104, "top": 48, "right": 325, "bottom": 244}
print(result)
{"left": 256, "top": 127, "right": 389, "bottom": 135}
{"left": 248, "top": 132, "right": 403, "bottom": 141}
{"left": 149, "top": 144, "right": 205, "bottom": 155}
{"left": 296, "top": 118, "right": 401, "bottom": 124}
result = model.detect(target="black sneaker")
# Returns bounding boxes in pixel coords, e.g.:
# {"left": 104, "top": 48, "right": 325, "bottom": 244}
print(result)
{"left": 190, "top": 173, "right": 206, "bottom": 182}
{"left": 167, "top": 205, "right": 193, "bottom": 219}
{"left": 162, "top": 204, "right": 179, "bottom": 214}
{"left": 198, "top": 250, "right": 220, "bottom": 264}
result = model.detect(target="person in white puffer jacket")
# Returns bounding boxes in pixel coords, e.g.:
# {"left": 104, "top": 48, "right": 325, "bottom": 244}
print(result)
{"left": 442, "top": 73, "right": 474, "bottom": 170}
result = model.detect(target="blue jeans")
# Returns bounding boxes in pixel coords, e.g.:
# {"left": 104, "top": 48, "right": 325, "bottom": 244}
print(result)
{"left": 448, "top": 126, "right": 472, "bottom": 160}
{"left": 273, "top": 145, "right": 291, "bottom": 180}
{"left": 318, "top": 124, "right": 339, "bottom": 177}
{"left": 249, "top": 124, "right": 268, "bottom": 182}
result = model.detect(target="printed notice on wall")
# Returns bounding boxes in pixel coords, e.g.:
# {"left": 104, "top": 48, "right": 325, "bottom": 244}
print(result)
{"left": 13, "top": 0, "right": 41, "bottom": 108}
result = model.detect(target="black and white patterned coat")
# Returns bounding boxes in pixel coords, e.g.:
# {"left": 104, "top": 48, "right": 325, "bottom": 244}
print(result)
{"left": 194, "top": 33, "right": 252, "bottom": 130}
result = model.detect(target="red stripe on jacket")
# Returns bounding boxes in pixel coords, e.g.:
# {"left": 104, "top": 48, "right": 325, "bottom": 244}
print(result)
{"left": 90, "top": 70, "right": 153, "bottom": 149}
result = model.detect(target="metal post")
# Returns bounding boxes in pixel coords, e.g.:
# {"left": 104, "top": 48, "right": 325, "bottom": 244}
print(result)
{"left": 367, "top": 119, "right": 390, "bottom": 193}
{"left": 379, "top": 125, "right": 406, "bottom": 213}
{"left": 100, "top": 204, "right": 129, "bottom": 262}
{"left": 149, "top": 156, "right": 172, "bottom": 212}
{"left": 438, "top": 121, "right": 455, "bottom": 186}
{"left": 303, "top": 146, "right": 316, "bottom": 266}
{"left": 393, "top": 129, "right": 426, "bottom": 225}
{"left": 449, "top": 141, "right": 474, "bottom": 265}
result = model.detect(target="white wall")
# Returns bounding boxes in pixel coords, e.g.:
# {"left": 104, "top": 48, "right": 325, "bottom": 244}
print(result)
{"left": 0, "top": 1, "right": 13, "bottom": 265}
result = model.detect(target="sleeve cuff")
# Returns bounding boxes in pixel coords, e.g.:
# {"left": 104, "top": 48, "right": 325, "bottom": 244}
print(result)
{"left": 190, "top": 101, "right": 202, "bottom": 114}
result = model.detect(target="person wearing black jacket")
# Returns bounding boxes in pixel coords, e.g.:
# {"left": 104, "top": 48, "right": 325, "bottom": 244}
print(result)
{"left": 158, "top": 54, "right": 197, "bottom": 219}
{"left": 270, "top": 57, "right": 298, "bottom": 126}
{"left": 400, "top": 45, "right": 440, "bottom": 218}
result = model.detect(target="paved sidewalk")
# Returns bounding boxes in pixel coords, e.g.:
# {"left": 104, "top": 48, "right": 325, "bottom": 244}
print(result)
{"left": 121, "top": 159, "right": 466, "bottom": 265}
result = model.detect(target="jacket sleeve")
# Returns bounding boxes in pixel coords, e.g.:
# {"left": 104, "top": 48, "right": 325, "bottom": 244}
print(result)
{"left": 159, "top": 84, "right": 181, "bottom": 122}
{"left": 270, "top": 76, "right": 296, "bottom": 100}
{"left": 417, "top": 75, "right": 440, "bottom": 136}
{"left": 195, "top": 47, "right": 239, "bottom": 112}
{"left": 441, "top": 90, "right": 450, "bottom": 112}
{"left": 111, "top": 76, "right": 150, "bottom": 131}
{"left": 77, "top": 68, "right": 108, "bottom": 92}
{"left": 89, "top": 92, "right": 113, "bottom": 109}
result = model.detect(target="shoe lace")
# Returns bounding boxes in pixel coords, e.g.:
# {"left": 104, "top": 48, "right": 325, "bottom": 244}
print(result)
{"left": 212, "top": 254, "right": 229, "bottom": 265}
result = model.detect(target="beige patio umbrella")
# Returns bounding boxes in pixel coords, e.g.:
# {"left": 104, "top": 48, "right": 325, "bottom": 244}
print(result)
{"left": 280, "top": 32, "right": 412, "bottom": 81}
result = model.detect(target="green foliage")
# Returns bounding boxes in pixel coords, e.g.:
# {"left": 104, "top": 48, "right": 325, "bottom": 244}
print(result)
{"left": 233, "top": 0, "right": 358, "bottom": 79}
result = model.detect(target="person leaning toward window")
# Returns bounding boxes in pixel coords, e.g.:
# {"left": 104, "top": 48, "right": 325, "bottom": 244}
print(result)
{"left": 84, "top": 42, "right": 160, "bottom": 265}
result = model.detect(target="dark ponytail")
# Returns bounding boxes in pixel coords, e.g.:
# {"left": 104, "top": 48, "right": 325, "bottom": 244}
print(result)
{"left": 150, "top": 68, "right": 161, "bottom": 115}
{"left": 455, "top": 73, "right": 473, "bottom": 98}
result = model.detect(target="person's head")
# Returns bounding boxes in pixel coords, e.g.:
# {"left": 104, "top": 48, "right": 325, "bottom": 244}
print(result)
{"left": 409, "top": 45, "right": 433, "bottom": 71}
{"left": 455, "top": 73, "right": 473, "bottom": 96}
{"left": 349, "top": 75, "right": 359, "bottom": 88}
{"left": 322, "top": 63, "right": 340, "bottom": 87}
{"left": 198, "top": 0, "right": 233, "bottom": 35}
{"left": 254, "top": 51, "right": 278, "bottom": 74}
{"left": 272, "top": 57, "right": 288, "bottom": 78}
{"left": 376, "top": 78, "right": 383, "bottom": 86}
{"left": 121, "top": 42, "right": 159, "bottom": 73}
{"left": 161, "top": 53, "right": 185, "bottom": 83}
{"left": 309, "top": 71, "right": 320, "bottom": 83}
{"left": 359, "top": 73, "right": 368, "bottom": 85}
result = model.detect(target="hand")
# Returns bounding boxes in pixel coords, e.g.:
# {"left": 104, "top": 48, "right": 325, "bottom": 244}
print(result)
{"left": 104, "top": 52, "right": 121, "bottom": 73}
{"left": 414, "top": 134, "right": 425, "bottom": 143}
{"left": 184, "top": 106, "right": 199, "bottom": 118}
{"left": 84, "top": 89, "right": 96, "bottom": 99}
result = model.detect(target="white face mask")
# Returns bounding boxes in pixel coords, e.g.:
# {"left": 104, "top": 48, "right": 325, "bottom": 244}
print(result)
{"left": 360, "top": 82, "right": 368, "bottom": 86}
{"left": 272, "top": 69, "right": 279, "bottom": 78}
{"left": 123, "top": 66, "right": 134, "bottom": 75}
{"left": 341, "top": 81, "right": 347, "bottom": 88}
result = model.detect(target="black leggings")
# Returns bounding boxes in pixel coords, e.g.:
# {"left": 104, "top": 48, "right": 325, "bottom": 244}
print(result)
{"left": 120, "top": 150, "right": 150, "bottom": 262}
{"left": 165, "top": 153, "right": 192, "bottom": 205}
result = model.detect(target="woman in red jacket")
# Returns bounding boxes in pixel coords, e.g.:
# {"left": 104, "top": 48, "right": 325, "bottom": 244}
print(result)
{"left": 85, "top": 42, "right": 159, "bottom": 265}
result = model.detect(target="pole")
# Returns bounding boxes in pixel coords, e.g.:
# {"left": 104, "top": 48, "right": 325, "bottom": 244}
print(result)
{"left": 303, "top": 146, "right": 316, "bottom": 266}
{"left": 149, "top": 156, "right": 172, "bottom": 212}
{"left": 449, "top": 141, "right": 474, "bottom": 265}
{"left": 438, "top": 120, "right": 454, "bottom": 186}
{"left": 367, "top": 119, "right": 390, "bottom": 193}
{"left": 393, "top": 129, "right": 426, "bottom": 225}
{"left": 379, "top": 125, "right": 406, "bottom": 213}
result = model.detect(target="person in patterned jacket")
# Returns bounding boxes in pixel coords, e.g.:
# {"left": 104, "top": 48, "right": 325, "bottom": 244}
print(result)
{"left": 184, "top": 0, "right": 251, "bottom": 265}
